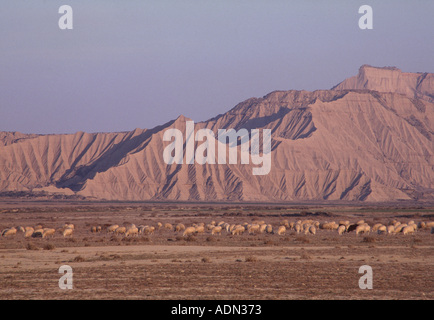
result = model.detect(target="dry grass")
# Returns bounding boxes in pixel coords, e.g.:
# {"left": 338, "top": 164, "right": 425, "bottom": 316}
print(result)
{"left": 43, "top": 243, "right": 55, "bottom": 250}
{"left": 245, "top": 255, "right": 258, "bottom": 262}
{"left": 25, "top": 243, "right": 39, "bottom": 250}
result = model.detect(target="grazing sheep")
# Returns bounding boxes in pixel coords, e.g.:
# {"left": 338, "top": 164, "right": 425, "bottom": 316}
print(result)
{"left": 308, "top": 225, "right": 316, "bottom": 235}
{"left": 211, "top": 226, "right": 222, "bottom": 235}
{"left": 223, "top": 223, "right": 231, "bottom": 233}
{"left": 339, "top": 220, "right": 350, "bottom": 227}
{"left": 64, "top": 224, "right": 75, "bottom": 230}
{"left": 195, "top": 225, "right": 205, "bottom": 234}
{"left": 126, "top": 224, "right": 136, "bottom": 230}
{"left": 143, "top": 226, "right": 155, "bottom": 235}
{"left": 387, "top": 225, "right": 395, "bottom": 235}
{"left": 125, "top": 227, "right": 139, "bottom": 237}
{"left": 63, "top": 228, "right": 74, "bottom": 237}
{"left": 42, "top": 228, "right": 56, "bottom": 238}
{"left": 302, "top": 224, "right": 311, "bottom": 233}
{"left": 248, "top": 224, "right": 260, "bottom": 235}
{"left": 394, "top": 224, "right": 407, "bottom": 233}
{"left": 16, "top": 226, "right": 25, "bottom": 233}
{"left": 115, "top": 226, "right": 127, "bottom": 235}
{"left": 164, "top": 223, "right": 173, "bottom": 231}
{"left": 295, "top": 224, "right": 302, "bottom": 233}
{"left": 107, "top": 224, "right": 119, "bottom": 233}
{"left": 402, "top": 226, "right": 415, "bottom": 235}
{"left": 301, "top": 219, "right": 314, "bottom": 226}
{"left": 157, "top": 222, "right": 163, "bottom": 229}
{"left": 425, "top": 222, "right": 434, "bottom": 228}
{"left": 377, "top": 225, "right": 387, "bottom": 235}
{"left": 356, "top": 224, "right": 370, "bottom": 235}
{"left": 91, "top": 226, "right": 102, "bottom": 233}
{"left": 231, "top": 226, "right": 245, "bottom": 236}
{"left": 183, "top": 226, "right": 196, "bottom": 237}
{"left": 2, "top": 227, "right": 17, "bottom": 237}
{"left": 281, "top": 220, "right": 290, "bottom": 228}
{"left": 259, "top": 224, "right": 267, "bottom": 234}
{"left": 175, "top": 224, "right": 186, "bottom": 232}
{"left": 137, "top": 225, "right": 146, "bottom": 233}
{"left": 277, "top": 226, "right": 286, "bottom": 236}
{"left": 372, "top": 224, "right": 383, "bottom": 232}
{"left": 337, "top": 225, "right": 346, "bottom": 235}
{"left": 24, "top": 227, "right": 34, "bottom": 238}
{"left": 266, "top": 225, "right": 273, "bottom": 234}
{"left": 347, "top": 224, "right": 358, "bottom": 233}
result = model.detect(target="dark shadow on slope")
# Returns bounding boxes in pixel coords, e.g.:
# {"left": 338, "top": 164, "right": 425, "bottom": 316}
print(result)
{"left": 55, "top": 119, "right": 178, "bottom": 191}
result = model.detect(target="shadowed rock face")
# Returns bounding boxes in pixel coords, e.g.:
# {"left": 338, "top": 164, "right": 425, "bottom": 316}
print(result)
{"left": 1, "top": 66, "right": 433, "bottom": 202}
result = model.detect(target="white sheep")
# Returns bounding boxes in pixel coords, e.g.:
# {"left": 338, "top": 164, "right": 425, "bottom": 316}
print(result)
{"left": 42, "top": 228, "right": 56, "bottom": 238}
{"left": 231, "top": 226, "right": 245, "bottom": 236}
{"left": 248, "top": 224, "right": 260, "bottom": 235}
{"left": 337, "top": 225, "right": 346, "bottom": 235}
{"left": 24, "top": 227, "right": 34, "bottom": 238}
{"left": 308, "top": 225, "right": 316, "bottom": 235}
{"left": 2, "top": 227, "right": 17, "bottom": 237}
{"left": 175, "top": 223, "right": 186, "bottom": 232}
{"left": 195, "top": 225, "right": 205, "bottom": 234}
{"left": 115, "top": 226, "right": 126, "bottom": 235}
{"left": 372, "top": 223, "right": 383, "bottom": 232}
{"left": 356, "top": 224, "right": 370, "bottom": 235}
{"left": 402, "top": 226, "right": 415, "bottom": 235}
{"left": 295, "top": 224, "right": 302, "bottom": 233}
{"left": 183, "top": 226, "right": 196, "bottom": 237}
{"left": 107, "top": 224, "right": 119, "bottom": 233}
{"left": 63, "top": 228, "right": 74, "bottom": 237}
{"left": 277, "top": 225, "right": 286, "bottom": 236}
{"left": 425, "top": 222, "right": 434, "bottom": 228}
{"left": 387, "top": 225, "right": 395, "bottom": 235}
{"left": 143, "top": 226, "right": 155, "bottom": 235}
{"left": 377, "top": 225, "right": 387, "bottom": 235}
{"left": 211, "top": 226, "right": 222, "bottom": 235}
{"left": 125, "top": 227, "right": 139, "bottom": 237}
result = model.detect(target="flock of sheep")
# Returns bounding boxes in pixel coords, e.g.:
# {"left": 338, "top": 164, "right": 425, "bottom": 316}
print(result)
{"left": 0, "top": 223, "right": 75, "bottom": 239}
{"left": 1, "top": 218, "right": 434, "bottom": 240}
{"left": 95, "top": 218, "right": 434, "bottom": 238}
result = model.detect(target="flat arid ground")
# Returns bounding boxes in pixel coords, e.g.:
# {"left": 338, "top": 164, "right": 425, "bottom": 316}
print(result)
{"left": 0, "top": 200, "right": 433, "bottom": 300}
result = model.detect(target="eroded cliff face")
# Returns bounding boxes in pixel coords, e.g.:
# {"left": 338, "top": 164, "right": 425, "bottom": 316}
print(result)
{"left": 332, "top": 65, "right": 434, "bottom": 103}
{"left": 1, "top": 66, "right": 433, "bottom": 201}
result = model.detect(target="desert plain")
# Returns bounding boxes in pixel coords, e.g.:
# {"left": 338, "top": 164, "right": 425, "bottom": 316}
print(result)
{"left": 0, "top": 200, "right": 433, "bottom": 300}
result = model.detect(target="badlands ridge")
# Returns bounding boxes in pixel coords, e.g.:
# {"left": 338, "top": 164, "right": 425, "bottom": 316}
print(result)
{"left": 1, "top": 65, "right": 433, "bottom": 202}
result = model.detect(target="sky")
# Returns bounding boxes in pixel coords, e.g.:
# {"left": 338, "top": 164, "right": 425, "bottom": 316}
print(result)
{"left": 0, "top": 0, "right": 433, "bottom": 134}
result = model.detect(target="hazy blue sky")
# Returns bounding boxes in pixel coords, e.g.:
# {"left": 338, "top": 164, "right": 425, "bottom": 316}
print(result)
{"left": 1, "top": 0, "right": 433, "bottom": 134}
